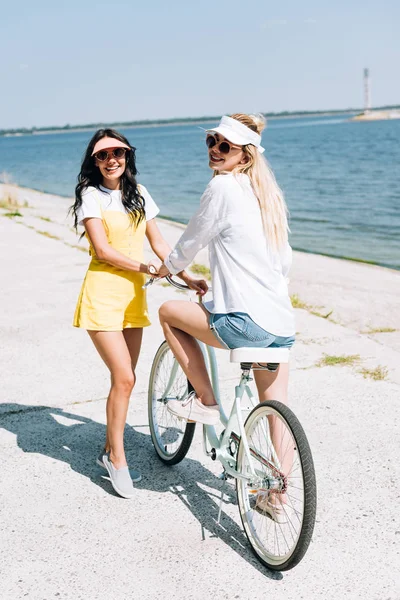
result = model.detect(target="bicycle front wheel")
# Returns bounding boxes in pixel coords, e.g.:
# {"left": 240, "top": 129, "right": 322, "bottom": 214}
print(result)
{"left": 148, "top": 341, "right": 196, "bottom": 465}
{"left": 236, "top": 400, "right": 316, "bottom": 571}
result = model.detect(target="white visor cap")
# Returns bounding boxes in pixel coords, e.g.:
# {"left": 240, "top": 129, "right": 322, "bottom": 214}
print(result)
{"left": 207, "top": 115, "right": 265, "bottom": 153}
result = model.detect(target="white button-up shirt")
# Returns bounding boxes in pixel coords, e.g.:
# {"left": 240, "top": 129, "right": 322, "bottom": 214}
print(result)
{"left": 164, "top": 172, "right": 295, "bottom": 337}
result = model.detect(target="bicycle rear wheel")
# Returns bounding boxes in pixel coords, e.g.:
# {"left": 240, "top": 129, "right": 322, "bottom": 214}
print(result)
{"left": 148, "top": 341, "right": 196, "bottom": 465}
{"left": 236, "top": 400, "right": 316, "bottom": 571}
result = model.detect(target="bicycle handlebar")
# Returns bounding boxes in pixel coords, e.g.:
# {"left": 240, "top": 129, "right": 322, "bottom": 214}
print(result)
{"left": 165, "top": 275, "right": 191, "bottom": 291}
{"left": 142, "top": 275, "right": 191, "bottom": 291}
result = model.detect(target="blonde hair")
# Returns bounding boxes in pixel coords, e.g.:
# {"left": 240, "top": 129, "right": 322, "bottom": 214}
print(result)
{"left": 225, "top": 113, "right": 289, "bottom": 250}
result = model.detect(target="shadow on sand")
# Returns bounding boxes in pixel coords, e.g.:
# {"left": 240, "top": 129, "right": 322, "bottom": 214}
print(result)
{"left": 0, "top": 403, "right": 283, "bottom": 580}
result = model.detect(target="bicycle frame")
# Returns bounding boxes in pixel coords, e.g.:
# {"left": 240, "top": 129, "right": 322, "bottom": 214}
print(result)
{"left": 149, "top": 277, "right": 284, "bottom": 490}
{"left": 196, "top": 341, "right": 282, "bottom": 487}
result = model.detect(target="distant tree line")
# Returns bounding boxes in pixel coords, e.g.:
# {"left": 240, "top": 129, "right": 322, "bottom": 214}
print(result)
{"left": 1, "top": 105, "right": 399, "bottom": 137}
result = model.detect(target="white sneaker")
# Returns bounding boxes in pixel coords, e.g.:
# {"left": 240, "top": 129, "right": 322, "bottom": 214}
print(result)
{"left": 96, "top": 452, "right": 141, "bottom": 499}
{"left": 167, "top": 391, "right": 220, "bottom": 425}
{"left": 254, "top": 491, "right": 288, "bottom": 524}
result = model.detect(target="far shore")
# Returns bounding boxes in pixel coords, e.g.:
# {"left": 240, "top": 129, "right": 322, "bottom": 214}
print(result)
{"left": 0, "top": 110, "right": 362, "bottom": 138}
{"left": 3, "top": 104, "right": 400, "bottom": 138}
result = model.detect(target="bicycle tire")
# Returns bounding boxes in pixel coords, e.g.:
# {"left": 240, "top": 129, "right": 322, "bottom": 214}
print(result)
{"left": 148, "top": 341, "right": 196, "bottom": 465}
{"left": 236, "top": 400, "right": 317, "bottom": 571}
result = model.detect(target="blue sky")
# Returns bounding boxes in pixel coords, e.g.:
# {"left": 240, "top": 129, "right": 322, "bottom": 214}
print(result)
{"left": 1, "top": 0, "right": 399, "bottom": 128}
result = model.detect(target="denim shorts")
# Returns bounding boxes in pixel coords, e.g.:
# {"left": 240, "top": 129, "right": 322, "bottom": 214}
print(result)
{"left": 208, "top": 311, "right": 295, "bottom": 351}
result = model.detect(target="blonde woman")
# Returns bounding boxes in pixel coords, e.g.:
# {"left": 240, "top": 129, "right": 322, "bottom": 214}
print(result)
{"left": 157, "top": 114, "right": 295, "bottom": 427}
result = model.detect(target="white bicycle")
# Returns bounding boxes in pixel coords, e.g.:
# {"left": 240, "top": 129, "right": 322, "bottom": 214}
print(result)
{"left": 146, "top": 276, "right": 317, "bottom": 571}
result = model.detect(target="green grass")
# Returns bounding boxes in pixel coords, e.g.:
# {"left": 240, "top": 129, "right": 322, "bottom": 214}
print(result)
{"left": 290, "top": 294, "right": 310, "bottom": 310}
{"left": 0, "top": 191, "right": 30, "bottom": 210}
{"left": 39, "top": 216, "right": 52, "bottom": 223}
{"left": 3, "top": 210, "right": 22, "bottom": 218}
{"left": 0, "top": 198, "right": 18, "bottom": 209}
{"left": 363, "top": 327, "right": 396, "bottom": 334}
{"left": 0, "top": 199, "right": 22, "bottom": 209}
{"left": 291, "top": 294, "right": 336, "bottom": 321}
{"left": 65, "top": 242, "right": 88, "bottom": 253}
{"left": 37, "top": 230, "right": 61, "bottom": 241}
{"left": 339, "top": 255, "right": 379, "bottom": 266}
{"left": 190, "top": 263, "right": 211, "bottom": 278}
{"left": 316, "top": 353, "right": 360, "bottom": 367}
{"left": 310, "top": 309, "right": 334, "bottom": 319}
{"left": 359, "top": 366, "right": 388, "bottom": 381}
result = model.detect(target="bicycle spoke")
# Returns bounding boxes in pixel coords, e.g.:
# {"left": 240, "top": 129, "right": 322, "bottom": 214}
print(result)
{"left": 149, "top": 342, "right": 195, "bottom": 463}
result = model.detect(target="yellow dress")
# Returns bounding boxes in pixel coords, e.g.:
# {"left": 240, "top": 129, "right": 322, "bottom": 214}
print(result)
{"left": 73, "top": 207, "right": 150, "bottom": 331}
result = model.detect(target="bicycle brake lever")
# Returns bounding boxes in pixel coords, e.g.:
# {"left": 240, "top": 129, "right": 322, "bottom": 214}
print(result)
{"left": 142, "top": 277, "right": 158, "bottom": 289}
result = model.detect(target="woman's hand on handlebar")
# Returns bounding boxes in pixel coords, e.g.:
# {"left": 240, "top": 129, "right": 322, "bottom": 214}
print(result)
{"left": 157, "top": 263, "right": 171, "bottom": 278}
{"left": 146, "top": 261, "right": 160, "bottom": 276}
{"left": 156, "top": 263, "right": 208, "bottom": 295}
{"left": 179, "top": 271, "right": 208, "bottom": 296}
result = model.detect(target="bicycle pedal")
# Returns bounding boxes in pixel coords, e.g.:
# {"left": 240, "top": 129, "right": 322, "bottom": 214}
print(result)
{"left": 218, "top": 471, "right": 233, "bottom": 481}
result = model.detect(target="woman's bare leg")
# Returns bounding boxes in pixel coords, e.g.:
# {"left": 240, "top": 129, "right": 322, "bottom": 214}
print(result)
{"left": 253, "top": 362, "right": 289, "bottom": 404}
{"left": 123, "top": 328, "right": 143, "bottom": 371}
{"left": 103, "top": 327, "right": 143, "bottom": 452}
{"left": 88, "top": 330, "right": 141, "bottom": 469}
{"left": 158, "top": 300, "right": 224, "bottom": 406}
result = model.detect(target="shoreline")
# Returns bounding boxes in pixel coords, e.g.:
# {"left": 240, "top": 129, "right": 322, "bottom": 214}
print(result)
{"left": 1, "top": 178, "right": 400, "bottom": 362}
{"left": 1, "top": 182, "right": 398, "bottom": 273}
{"left": 351, "top": 109, "right": 400, "bottom": 122}
{"left": 4, "top": 105, "right": 400, "bottom": 138}
{"left": 289, "top": 245, "right": 399, "bottom": 273}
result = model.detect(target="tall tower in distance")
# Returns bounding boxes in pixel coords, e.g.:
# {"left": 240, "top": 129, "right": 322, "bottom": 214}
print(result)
{"left": 364, "top": 68, "right": 371, "bottom": 113}
{"left": 352, "top": 67, "right": 400, "bottom": 120}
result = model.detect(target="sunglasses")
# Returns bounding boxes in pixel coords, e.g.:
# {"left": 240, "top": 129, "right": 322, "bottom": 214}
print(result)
{"left": 206, "top": 134, "right": 242, "bottom": 155}
{"left": 94, "top": 147, "right": 128, "bottom": 162}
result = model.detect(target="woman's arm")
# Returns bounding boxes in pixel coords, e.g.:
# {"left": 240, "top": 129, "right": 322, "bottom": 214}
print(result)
{"left": 146, "top": 218, "right": 207, "bottom": 292}
{"left": 145, "top": 218, "right": 171, "bottom": 261}
{"left": 84, "top": 218, "right": 150, "bottom": 273}
{"left": 163, "top": 181, "right": 228, "bottom": 275}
